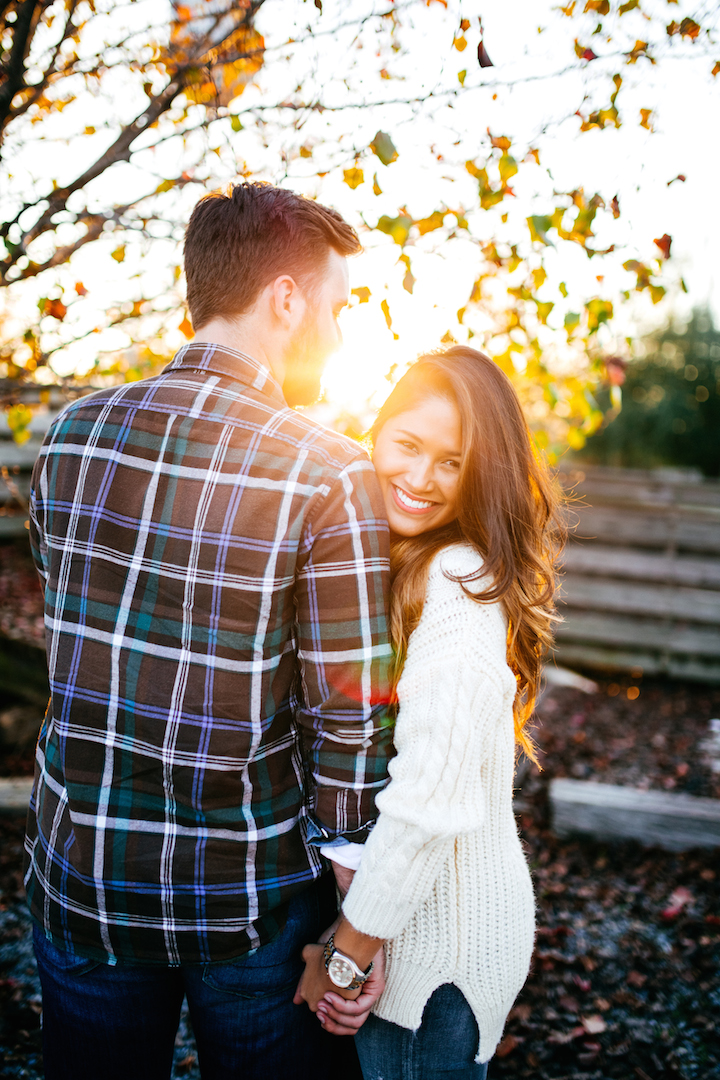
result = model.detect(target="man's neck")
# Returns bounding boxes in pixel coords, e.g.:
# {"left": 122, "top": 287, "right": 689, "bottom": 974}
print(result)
{"left": 190, "top": 318, "right": 285, "bottom": 387}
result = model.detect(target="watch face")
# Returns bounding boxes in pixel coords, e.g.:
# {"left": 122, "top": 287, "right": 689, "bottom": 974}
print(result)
{"left": 328, "top": 956, "right": 355, "bottom": 988}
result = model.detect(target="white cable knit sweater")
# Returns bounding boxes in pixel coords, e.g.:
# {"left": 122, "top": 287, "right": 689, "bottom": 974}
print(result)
{"left": 342, "top": 543, "right": 535, "bottom": 1064}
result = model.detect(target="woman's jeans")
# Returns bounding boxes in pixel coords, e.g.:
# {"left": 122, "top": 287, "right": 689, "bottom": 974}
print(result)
{"left": 33, "top": 874, "right": 360, "bottom": 1080}
{"left": 355, "top": 983, "right": 489, "bottom": 1080}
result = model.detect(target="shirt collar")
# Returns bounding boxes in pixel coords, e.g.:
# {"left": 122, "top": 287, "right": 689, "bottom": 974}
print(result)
{"left": 163, "top": 342, "right": 286, "bottom": 407}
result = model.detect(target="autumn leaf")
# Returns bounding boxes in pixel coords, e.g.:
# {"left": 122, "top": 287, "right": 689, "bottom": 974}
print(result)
{"left": 380, "top": 298, "right": 399, "bottom": 339}
{"left": 453, "top": 35, "right": 467, "bottom": 52}
{"left": 155, "top": 179, "right": 175, "bottom": 194}
{"left": 376, "top": 214, "right": 413, "bottom": 246}
{"left": 299, "top": 145, "right": 312, "bottom": 158}
{"left": 178, "top": 315, "right": 193, "bottom": 338}
{"left": 610, "top": 195, "right": 620, "bottom": 219}
{"left": 231, "top": 115, "right": 243, "bottom": 132}
{"left": 626, "top": 40, "right": 651, "bottom": 63}
{"left": 370, "top": 131, "right": 398, "bottom": 166}
{"left": 400, "top": 254, "right": 416, "bottom": 294}
{"left": 43, "top": 298, "right": 67, "bottom": 320}
{"left": 584, "top": 0, "right": 609, "bottom": 12}
{"left": 74, "top": 282, "right": 88, "bottom": 296}
{"left": 111, "top": 245, "right": 126, "bottom": 263}
{"left": 654, "top": 233, "right": 672, "bottom": 259}
{"left": 618, "top": 0, "right": 639, "bottom": 14}
{"left": 489, "top": 132, "right": 511, "bottom": 151}
{"left": 713, "top": 61, "right": 720, "bottom": 77}
{"left": 667, "top": 174, "right": 686, "bottom": 185}
{"left": 661, "top": 886, "right": 692, "bottom": 919}
{"left": 582, "top": 1015, "right": 607, "bottom": 1035}
{"left": 478, "top": 40, "right": 493, "bottom": 67}
{"left": 527, "top": 215, "right": 553, "bottom": 245}
{"left": 585, "top": 297, "right": 613, "bottom": 331}
{"left": 372, "top": 173, "right": 382, "bottom": 196}
{"left": 351, "top": 287, "right": 371, "bottom": 304}
{"left": 415, "top": 210, "right": 445, "bottom": 235}
{"left": 639, "top": 108, "right": 653, "bottom": 129}
{"left": 343, "top": 167, "right": 364, "bottom": 190}
{"left": 679, "top": 17, "right": 701, "bottom": 40}
{"left": 499, "top": 154, "right": 518, "bottom": 183}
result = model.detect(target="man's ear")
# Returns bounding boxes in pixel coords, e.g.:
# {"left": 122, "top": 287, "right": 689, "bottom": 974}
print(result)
{"left": 268, "top": 274, "right": 305, "bottom": 328}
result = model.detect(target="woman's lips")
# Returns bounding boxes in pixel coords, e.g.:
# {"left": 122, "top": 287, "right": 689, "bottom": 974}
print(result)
{"left": 391, "top": 484, "right": 438, "bottom": 514}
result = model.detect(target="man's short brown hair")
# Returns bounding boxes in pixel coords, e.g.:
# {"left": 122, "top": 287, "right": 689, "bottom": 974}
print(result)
{"left": 184, "top": 182, "right": 361, "bottom": 331}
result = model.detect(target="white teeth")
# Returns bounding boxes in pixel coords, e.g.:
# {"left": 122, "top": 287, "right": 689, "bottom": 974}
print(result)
{"left": 395, "top": 486, "right": 434, "bottom": 510}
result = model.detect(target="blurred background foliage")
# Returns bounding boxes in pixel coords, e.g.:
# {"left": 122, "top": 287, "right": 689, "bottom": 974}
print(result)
{"left": 577, "top": 308, "right": 720, "bottom": 477}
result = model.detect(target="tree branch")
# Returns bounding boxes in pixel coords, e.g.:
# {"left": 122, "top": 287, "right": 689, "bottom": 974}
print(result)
{"left": 0, "top": 0, "right": 42, "bottom": 130}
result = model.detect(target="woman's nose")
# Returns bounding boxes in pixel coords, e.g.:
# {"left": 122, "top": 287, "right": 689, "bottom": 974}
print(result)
{"left": 405, "top": 458, "right": 434, "bottom": 493}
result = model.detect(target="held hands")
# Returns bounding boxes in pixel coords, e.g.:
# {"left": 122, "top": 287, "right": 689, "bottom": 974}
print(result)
{"left": 293, "top": 942, "right": 386, "bottom": 1036}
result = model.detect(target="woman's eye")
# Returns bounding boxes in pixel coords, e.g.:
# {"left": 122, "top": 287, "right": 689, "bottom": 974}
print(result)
{"left": 444, "top": 460, "right": 460, "bottom": 469}
{"left": 399, "top": 441, "right": 417, "bottom": 452}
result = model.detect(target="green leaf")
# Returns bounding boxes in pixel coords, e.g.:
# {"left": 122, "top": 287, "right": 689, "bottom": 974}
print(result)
{"left": 619, "top": 0, "right": 639, "bottom": 13}
{"left": 376, "top": 214, "right": 412, "bottom": 246}
{"left": 564, "top": 311, "right": 581, "bottom": 334}
{"left": 527, "top": 215, "right": 553, "bottom": 244}
{"left": 498, "top": 154, "right": 518, "bottom": 183}
{"left": 231, "top": 115, "right": 243, "bottom": 132}
{"left": 370, "top": 131, "right": 399, "bottom": 166}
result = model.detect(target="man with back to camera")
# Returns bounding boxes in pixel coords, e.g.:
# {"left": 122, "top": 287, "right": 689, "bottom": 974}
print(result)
{"left": 24, "top": 182, "right": 393, "bottom": 1079}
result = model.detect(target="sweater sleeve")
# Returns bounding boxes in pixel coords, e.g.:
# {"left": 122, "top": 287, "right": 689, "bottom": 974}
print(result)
{"left": 342, "top": 548, "right": 513, "bottom": 940}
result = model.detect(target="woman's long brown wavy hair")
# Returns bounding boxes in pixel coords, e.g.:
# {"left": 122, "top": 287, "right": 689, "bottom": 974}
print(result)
{"left": 372, "top": 346, "right": 565, "bottom": 764}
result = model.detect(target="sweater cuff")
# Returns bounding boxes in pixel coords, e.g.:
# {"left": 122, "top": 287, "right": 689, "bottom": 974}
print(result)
{"left": 342, "top": 873, "right": 415, "bottom": 940}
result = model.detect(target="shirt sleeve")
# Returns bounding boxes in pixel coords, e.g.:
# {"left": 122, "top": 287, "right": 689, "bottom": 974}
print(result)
{"left": 294, "top": 455, "right": 394, "bottom": 844}
{"left": 341, "top": 562, "right": 513, "bottom": 939}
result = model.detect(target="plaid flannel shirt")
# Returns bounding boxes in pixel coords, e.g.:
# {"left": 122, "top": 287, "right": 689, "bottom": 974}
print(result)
{"left": 24, "top": 343, "right": 393, "bottom": 966}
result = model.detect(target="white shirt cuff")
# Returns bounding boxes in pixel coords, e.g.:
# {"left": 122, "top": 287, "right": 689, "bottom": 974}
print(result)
{"left": 319, "top": 840, "right": 365, "bottom": 871}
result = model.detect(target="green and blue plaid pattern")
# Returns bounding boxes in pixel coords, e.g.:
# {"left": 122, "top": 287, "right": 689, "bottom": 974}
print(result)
{"left": 24, "top": 343, "right": 393, "bottom": 965}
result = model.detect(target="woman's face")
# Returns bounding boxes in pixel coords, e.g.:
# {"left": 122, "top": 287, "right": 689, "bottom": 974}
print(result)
{"left": 373, "top": 394, "right": 463, "bottom": 537}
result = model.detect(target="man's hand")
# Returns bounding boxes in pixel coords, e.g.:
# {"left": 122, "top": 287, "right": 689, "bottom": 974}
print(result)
{"left": 316, "top": 946, "right": 386, "bottom": 1035}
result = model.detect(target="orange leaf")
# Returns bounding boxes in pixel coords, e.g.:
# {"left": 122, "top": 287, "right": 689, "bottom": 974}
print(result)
{"left": 178, "top": 316, "right": 193, "bottom": 339}
{"left": 74, "top": 281, "right": 88, "bottom": 296}
{"left": 653, "top": 233, "right": 672, "bottom": 259}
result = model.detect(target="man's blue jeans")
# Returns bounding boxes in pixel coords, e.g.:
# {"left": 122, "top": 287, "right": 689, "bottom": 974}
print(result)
{"left": 33, "top": 875, "right": 356, "bottom": 1080}
{"left": 354, "top": 983, "right": 489, "bottom": 1080}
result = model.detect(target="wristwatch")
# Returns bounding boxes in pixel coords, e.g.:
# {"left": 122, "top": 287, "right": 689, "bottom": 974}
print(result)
{"left": 322, "top": 933, "right": 374, "bottom": 990}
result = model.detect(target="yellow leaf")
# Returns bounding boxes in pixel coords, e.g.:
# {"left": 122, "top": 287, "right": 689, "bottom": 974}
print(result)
{"left": 299, "top": 145, "right": 313, "bottom": 158}
{"left": 343, "top": 167, "right": 364, "bottom": 190}
{"left": 155, "top": 179, "right": 175, "bottom": 194}
{"left": 373, "top": 173, "right": 382, "bottom": 196}
{"left": 457, "top": 69, "right": 467, "bottom": 86}
{"left": 639, "top": 108, "right": 653, "bottom": 129}
{"left": 111, "top": 246, "right": 126, "bottom": 263}
{"left": 351, "top": 287, "right": 371, "bottom": 304}
{"left": 454, "top": 35, "right": 467, "bottom": 52}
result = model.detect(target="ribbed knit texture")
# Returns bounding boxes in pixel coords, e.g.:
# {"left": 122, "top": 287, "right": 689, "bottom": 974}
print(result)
{"left": 342, "top": 544, "right": 535, "bottom": 1064}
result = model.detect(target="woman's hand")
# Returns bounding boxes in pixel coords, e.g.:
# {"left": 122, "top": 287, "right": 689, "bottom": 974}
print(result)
{"left": 316, "top": 946, "right": 386, "bottom": 1035}
{"left": 293, "top": 943, "right": 361, "bottom": 1015}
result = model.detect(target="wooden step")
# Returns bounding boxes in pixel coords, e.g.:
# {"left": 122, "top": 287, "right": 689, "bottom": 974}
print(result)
{"left": 561, "top": 544, "right": 720, "bottom": 589}
{"left": 550, "top": 778, "right": 720, "bottom": 851}
{"left": 560, "top": 575, "right": 720, "bottom": 624}
{"left": 556, "top": 611, "right": 720, "bottom": 657}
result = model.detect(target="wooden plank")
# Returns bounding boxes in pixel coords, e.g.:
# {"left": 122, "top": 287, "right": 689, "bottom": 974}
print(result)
{"left": 559, "top": 466, "right": 720, "bottom": 510}
{"left": 555, "top": 611, "right": 720, "bottom": 657}
{"left": 552, "top": 643, "right": 720, "bottom": 683}
{"left": 0, "top": 476, "right": 31, "bottom": 505}
{"left": 561, "top": 544, "right": 720, "bottom": 589}
{"left": 572, "top": 505, "right": 720, "bottom": 555}
{"left": 560, "top": 575, "right": 720, "bottom": 624}
{"left": 0, "top": 777, "right": 33, "bottom": 815}
{"left": 0, "top": 441, "right": 43, "bottom": 470}
{"left": 550, "top": 778, "right": 720, "bottom": 851}
{"left": 0, "top": 513, "right": 29, "bottom": 537}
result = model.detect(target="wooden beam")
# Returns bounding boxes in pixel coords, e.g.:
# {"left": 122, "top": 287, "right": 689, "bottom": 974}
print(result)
{"left": 559, "top": 575, "right": 720, "bottom": 624}
{"left": 561, "top": 544, "right": 720, "bottom": 589}
{"left": 0, "top": 777, "right": 33, "bottom": 815}
{"left": 550, "top": 778, "right": 720, "bottom": 851}
{"left": 556, "top": 611, "right": 720, "bottom": 657}
{"left": 552, "top": 642, "right": 720, "bottom": 682}
{"left": 572, "top": 506, "right": 720, "bottom": 555}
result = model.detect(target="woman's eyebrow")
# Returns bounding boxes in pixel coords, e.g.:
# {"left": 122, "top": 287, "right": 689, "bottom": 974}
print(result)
{"left": 395, "top": 428, "right": 462, "bottom": 457}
